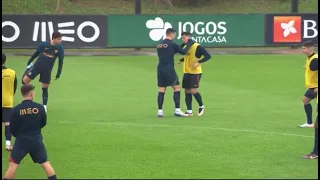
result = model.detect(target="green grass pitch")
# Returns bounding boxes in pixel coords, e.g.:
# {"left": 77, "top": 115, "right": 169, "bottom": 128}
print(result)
{"left": 1, "top": 54, "right": 318, "bottom": 179}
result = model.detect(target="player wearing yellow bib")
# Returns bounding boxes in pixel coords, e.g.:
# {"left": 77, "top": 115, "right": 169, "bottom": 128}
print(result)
{"left": 179, "top": 32, "right": 211, "bottom": 116}
{"left": 299, "top": 41, "right": 318, "bottom": 128}
{"left": 2, "top": 53, "right": 17, "bottom": 151}
{"left": 303, "top": 90, "right": 318, "bottom": 159}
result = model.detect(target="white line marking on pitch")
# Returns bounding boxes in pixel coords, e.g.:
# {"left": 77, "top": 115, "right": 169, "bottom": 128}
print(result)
{"left": 57, "top": 122, "right": 313, "bottom": 138}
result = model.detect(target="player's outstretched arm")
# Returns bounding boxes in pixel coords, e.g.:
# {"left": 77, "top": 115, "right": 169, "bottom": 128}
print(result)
{"left": 27, "top": 42, "right": 46, "bottom": 65}
{"left": 174, "top": 39, "right": 194, "bottom": 55}
{"left": 197, "top": 46, "right": 211, "bottom": 63}
{"left": 55, "top": 46, "right": 64, "bottom": 80}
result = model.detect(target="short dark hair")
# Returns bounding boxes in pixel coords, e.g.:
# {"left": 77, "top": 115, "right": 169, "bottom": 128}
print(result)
{"left": 52, "top": 32, "right": 62, "bottom": 40}
{"left": 302, "top": 40, "right": 314, "bottom": 47}
{"left": 21, "top": 84, "right": 35, "bottom": 96}
{"left": 2, "top": 53, "right": 6, "bottom": 65}
{"left": 181, "top": 32, "right": 192, "bottom": 36}
{"left": 166, "top": 28, "right": 176, "bottom": 36}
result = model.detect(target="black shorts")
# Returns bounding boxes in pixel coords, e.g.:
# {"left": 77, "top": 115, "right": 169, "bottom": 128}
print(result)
{"left": 182, "top": 73, "right": 202, "bottom": 89}
{"left": 26, "top": 66, "right": 52, "bottom": 84}
{"left": 157, "top": 69, "right": 180, "bottom": 87}
{"left": 10, "top": 136, "right": 48, "bottom": 164}
{"left": 304, "top": 88, "right": 317, "bottom": 99}
{"left": 2, "top": 107, "right": 13, "bottom": 122}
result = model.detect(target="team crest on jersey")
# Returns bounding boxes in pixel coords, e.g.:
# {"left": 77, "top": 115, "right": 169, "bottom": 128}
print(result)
{"left": 55, "top": 50, "right": 58, "bottom": 54}
{"left": 28, "top": 72, "right": 32, "bottom": 76}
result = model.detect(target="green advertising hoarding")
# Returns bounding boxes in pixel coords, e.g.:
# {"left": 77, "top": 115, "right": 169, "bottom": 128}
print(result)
{"left": 108, "top": 14, "right": 265, "bottom": 47}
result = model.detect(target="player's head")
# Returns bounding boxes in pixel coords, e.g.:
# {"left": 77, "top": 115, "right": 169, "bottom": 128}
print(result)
{"left": 181, "top": 32, "right": 192, "bottom": 44}
{"left": 21, "top": 84, "right": 35, "bottom": 100}
{"left": 166, "top": 28, "right": 176, "bottom": 40}
{"left": 51, "top": 32, "right": 62, "bottom": 45}
{"left": 301, "top": 41, "right": 314, "bottom": 56}
{"left": 2, "top": 53, "right": 6, "bottom": 65}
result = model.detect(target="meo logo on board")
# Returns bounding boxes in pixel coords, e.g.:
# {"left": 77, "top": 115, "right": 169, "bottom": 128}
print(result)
{"left": 273, "top": 16, "right": 302, "bottom": 43}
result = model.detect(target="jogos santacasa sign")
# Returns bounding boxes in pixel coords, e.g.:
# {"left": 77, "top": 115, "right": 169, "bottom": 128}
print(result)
{"left": 265, "top": 14, "right": 318, "bottom": 45}
{"left": 2, "top": 15, "right": 108, "bottom": 48}
{"left": 107, "top": 14, "right": 265, "bottom": 47}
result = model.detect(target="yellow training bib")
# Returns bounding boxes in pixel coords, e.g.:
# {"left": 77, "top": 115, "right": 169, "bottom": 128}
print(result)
{"left": 305, "top": 53, "right": 318, "bottom": 88}
{"left": 2, "top": 67, "right": 16, "bottom": 108}
{"left": 183, "top": 43, "right": 202, "bottom": 74}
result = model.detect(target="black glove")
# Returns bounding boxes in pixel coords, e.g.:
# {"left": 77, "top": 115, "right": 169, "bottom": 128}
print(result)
{"left": 55, "top": 73, "right": 61, "bottom": 80}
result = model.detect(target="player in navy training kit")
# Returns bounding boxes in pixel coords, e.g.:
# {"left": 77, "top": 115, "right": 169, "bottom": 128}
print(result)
{"left": 156, "top": 28, "right": 193, "bottom": 117}
{"left": 3, "top": 84, "right": 57, "bottom": 180}
{"left": 22, "top": 32, "right": 64, "bottom": 112}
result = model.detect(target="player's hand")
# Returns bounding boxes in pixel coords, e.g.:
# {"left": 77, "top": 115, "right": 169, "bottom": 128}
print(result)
{"left": 55, "top": 74, "right": 61, "bottom": 80}
{"left": 192, "top": 62, "right": 200, "bottom": 68}
{"left": 314, "top": 88, "right": 318, "bottom": 93}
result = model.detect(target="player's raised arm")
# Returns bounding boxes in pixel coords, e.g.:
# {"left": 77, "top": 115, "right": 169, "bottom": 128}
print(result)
{"left": 56, "top": 45, "right": 64, "bottom": 79}
{"left": 174, "top": 39, "right": 194, "bottom": 55}
{"left": 197, "top": 46, "right": 211, "bottom": 63}
{"left": 27, "top": 42, "right": 46, "bottom": 65}
{"left": 178, "top": 43, "right": 186, "bottom": 62}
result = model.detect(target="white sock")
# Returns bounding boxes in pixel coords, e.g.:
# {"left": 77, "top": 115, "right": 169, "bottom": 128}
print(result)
{"left": 199, "top": 105, "right": 205, "bottom": 108}
{"left": 6, "top": 140, "right": 11, "bottom": 146}
{"left": 158, "top": 109, "right": 163, "bottom": 113}
{"left": 187, "top": 110, "right": 193, "bottom": 113}
{"left": 175, "top": 108, "right": 181, "bottom": 112}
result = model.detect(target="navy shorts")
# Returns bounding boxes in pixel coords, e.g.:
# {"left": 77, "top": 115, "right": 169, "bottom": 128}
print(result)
{"left": 26, "top": 66, "right": 52, "bottom": 84}
{"left": 182, "top": 73, "right": 202, "bottom": 89}
{"left": 10, "top": 136, "right": 48, "bottom": 164}
{"left": 304, "top": 88, "right": 317, "bottom": 99}
{"left": 2, "top": 107, "right": 13, "bottom": 122}
{"left": 157, "top": 69, "right": 180, "bottom": 87}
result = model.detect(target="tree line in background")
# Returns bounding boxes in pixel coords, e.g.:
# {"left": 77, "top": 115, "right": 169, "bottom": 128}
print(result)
{"left": 57, "top": 0, "right": 293, "bottom": 14}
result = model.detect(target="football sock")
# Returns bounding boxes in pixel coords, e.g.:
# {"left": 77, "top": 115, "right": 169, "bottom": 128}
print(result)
{"left": 4, "top": 125, "right": 12, "bottom": 142}
{"left": 48, "top": 175, "right": 57, "bottom": 180}
{"left": 42, "top": 88, "right": 49, "bottom": 106}
{"left": 304, "top": 104, "right": 313, "bottom": 124}
{"left": 185, "top": 93, "right": 192, "bottom": 111}
{"left": 312, "top": 127, "right": 318, "bottom": 155}
{"left": 173, "top": 91, "right": 181, "bottom": 109}
{"left": 157, "top": 92, "right": 165, "bottom": 110}
{"left": 193, "top": 92, "right": 203, "bottom": 107}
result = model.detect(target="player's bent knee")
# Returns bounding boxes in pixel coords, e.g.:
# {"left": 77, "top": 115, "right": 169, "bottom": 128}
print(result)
{"left": 40, "top": 161, "right": 51, "bottom": 167}
{"left": 8, "top": 161, "right": 19, "bottom": 169}
{"left": 190, "top": 88, "right": 198, "bottom": 94}
{"left": 303, "top": 96, "right": 312, "bottom": 104}
{"left": 9, "top": 156, "right": 19, "bottom": 165}
{"left": 22, "top": 76, "right": 31, "bottom": 84}
{"left": 158, "top": 87, "right": 166, "bottom": 93}
{"left": 172, "top": 85, "right": 180, "bottom": 92}
{"left": 41, "top": 161, "right": 56, "bottom": 176}
{"left": 42, "top": 83, "right": 49, "bottom": 88}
